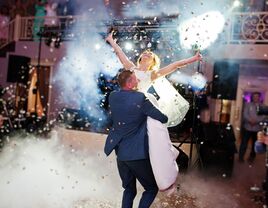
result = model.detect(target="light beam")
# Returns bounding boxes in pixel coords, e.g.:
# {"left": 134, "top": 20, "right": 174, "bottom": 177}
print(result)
{"left": 178, "top": 11, "right": 225, "bottom": 50}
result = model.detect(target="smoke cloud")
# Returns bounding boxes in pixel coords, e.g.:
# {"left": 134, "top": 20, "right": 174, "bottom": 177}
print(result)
{"left": 0, "top": 131, "right": 122, "bottom": 208}
{"left": 54, "top": 1, "right": 121, "bottom": 129}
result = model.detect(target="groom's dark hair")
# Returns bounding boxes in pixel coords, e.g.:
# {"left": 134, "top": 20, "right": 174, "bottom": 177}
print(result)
{"left": 117, "top": 70, "right": 134, "bottom": 88}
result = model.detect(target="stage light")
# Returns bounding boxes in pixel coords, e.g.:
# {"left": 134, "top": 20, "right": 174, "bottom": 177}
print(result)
{"left": 233, "top": 0, "right": 241, "bottom": 8}
{"left": 124, "top": 42, "right": 133, "bottom": 51}
{"left": 178, "top": 11, "right": 225, "bottom": 50}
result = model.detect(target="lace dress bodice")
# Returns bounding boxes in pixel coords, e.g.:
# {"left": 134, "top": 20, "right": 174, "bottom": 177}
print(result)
{"left": 133, "top": 68, "right": 152, "bottom": 93}
{"left": 132, "top": 67, "right": 189, "bottom": 127}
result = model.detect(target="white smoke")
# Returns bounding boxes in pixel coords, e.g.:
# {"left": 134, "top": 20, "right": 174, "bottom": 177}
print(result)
{"left": 54, "top": 2, "right": 122, "bottom": 128}
{"left": 123, "top": 0, "right": 232, "bottom": 18}
{"left": 0, "top": 131, "right": 252, "bottom": 208}
{"left": 169, "top": 71, "right": 207, "bottom": 91}
{"left": 122, "top": 0, "right": 181, "bottom": 17}
{"left": 0, "top": 131, "right": 121, "bottom": 208}
{"left": 178, "top": 11, "right": 225, "bottom": 50}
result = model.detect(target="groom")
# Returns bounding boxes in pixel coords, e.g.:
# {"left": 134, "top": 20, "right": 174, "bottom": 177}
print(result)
{"left": 104, "top": 70, "right": 168, "bottom": 208}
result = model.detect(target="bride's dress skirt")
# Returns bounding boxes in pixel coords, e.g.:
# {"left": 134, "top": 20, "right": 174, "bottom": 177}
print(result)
{"left": 134, "top": 69, "right": 189, "bottom": 190}
{"left": 147, "top": 116, "right": 179, "bottom": 190}
{"left": 145, "top": 91, "right": 180, "bottom": 191}
{"left": 152, "top": 78, "right": 190, "bottom": 128}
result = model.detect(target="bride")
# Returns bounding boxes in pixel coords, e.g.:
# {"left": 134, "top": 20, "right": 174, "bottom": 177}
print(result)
{"left": 106, "top": 32, "right": 202, "bottom": 193}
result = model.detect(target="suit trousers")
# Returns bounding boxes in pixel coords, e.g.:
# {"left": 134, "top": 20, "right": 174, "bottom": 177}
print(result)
{"left": 116, "top": 158, "right": 158, "bottom": 208}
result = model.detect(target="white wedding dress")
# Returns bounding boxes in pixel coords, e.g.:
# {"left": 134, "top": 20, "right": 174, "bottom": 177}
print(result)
{"left": 133, "top": 69, "right": 190, "bottom": 191}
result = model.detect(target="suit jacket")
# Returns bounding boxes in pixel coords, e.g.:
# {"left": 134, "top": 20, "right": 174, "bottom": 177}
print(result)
{"left": 104, "top": 90, "right": 168, "bottom": 161}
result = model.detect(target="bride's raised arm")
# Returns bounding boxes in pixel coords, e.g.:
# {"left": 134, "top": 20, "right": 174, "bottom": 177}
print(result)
{"left": 106, "top": 32, "right": 135, "bottom": 70}
{"left": 151, "top": 51, "right": 202, "bottom": 81}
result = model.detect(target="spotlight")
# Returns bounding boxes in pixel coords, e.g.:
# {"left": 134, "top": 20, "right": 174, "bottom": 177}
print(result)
{"left": 233, "top": 0, "right": 241, "bottom": 7}
{"left": 178, "top": 11, "right": 225, "bottom": 50}
{"left": 124, "top": 42, "right": 133, "bottom": 51}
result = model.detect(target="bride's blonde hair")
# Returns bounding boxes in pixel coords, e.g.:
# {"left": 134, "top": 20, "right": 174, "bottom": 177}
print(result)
{"left": 137, "top": 50, "right": 160, "bottom": 71}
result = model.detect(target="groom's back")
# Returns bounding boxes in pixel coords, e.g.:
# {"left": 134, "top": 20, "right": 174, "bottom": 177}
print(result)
{"left": 108, "top": 90, "right": 149, "bottom": 160}
{"left": 109, "top": 90, "right": 147, "bottom": 126}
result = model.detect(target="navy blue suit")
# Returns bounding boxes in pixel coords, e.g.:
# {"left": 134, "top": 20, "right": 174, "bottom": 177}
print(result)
{"left": 104, "top": 90, "right": 168, "bottom": 208}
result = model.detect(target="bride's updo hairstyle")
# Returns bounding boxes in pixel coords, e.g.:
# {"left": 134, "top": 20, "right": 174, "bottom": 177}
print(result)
{"left": 137, "top": 50, "right": 160, "bottom": 71}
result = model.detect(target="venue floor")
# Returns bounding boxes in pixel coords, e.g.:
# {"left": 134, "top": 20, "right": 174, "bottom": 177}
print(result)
{"left": 153, "top": 153, "right": 266, "bottom": 208}
{"left": 0, "top": 128, "right": 266, "bottom": 208}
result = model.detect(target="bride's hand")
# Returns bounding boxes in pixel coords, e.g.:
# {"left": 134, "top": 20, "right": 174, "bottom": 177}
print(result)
{"left": 105, "top": 32, "right": 114, "bottom": 43}
{"left": 195, "top": 51, "right": 202, "bottom": 62}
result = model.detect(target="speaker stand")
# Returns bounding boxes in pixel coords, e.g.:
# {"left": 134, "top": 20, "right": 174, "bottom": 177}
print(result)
{"left": 188, "top": 61, "right": 204, "bottom": 170}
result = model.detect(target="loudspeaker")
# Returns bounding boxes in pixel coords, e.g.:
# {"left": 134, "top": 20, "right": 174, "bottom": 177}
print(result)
{"left": 200, "top": 122, "right": 237, "bottom": 177}
{"left": 202, "top": 122, "right": 236, "bottom": 146}
{"left": 7, "top": 55, "right": 31, "bottom": 84}
{"left": 211, "top": 61, "right": 239, "bottom": 100}
{"left": 200, "top": 144, "right": 235, "bottom": 177}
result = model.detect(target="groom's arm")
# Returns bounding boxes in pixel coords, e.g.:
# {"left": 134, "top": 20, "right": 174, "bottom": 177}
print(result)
{"left": 141, "top": 98, "right": 168, "bottom": 123}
